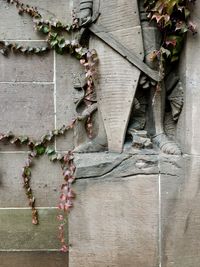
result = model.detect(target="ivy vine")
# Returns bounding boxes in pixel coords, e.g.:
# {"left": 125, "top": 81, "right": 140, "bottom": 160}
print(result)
{"left": 1, "top": 0, "right": 98, "bottom": 253}
{"left": 0, "top": 0, "right": 196, "bottom": 253}
{"left": 144, "top": 0, "right": 197, "bottom": 80}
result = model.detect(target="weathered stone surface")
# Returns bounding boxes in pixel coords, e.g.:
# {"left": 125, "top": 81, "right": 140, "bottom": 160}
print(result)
{"left": 159, "top": 154, "right": 183, "bottom": 177}
{"left": 0, "top": 252, "right": 68, "bottom": 267}
{"left": 0, "top": 43, "right": 53, "bottom": 82}
{"left": 0, "top": 153, "right": 62, "bottom": 207}
{"left": 90, "top": 27, "right": 143, "bottom": 152}
{"left": 75, "top": 152, "right": 130, "bottom": 178}
{"left": 97, "top": 0, "right": 140, "bottom": 31}
{"left": 0, "top": 142, "right": 29, "bottom": 152}
{"left": 74, "top": 152, "right": 159, "bottom": 179}
{"left": 102, "top": 153, "right": 159, "bottom": 178}
{"left": 69, "top": 174, "right": 159, "bottom": 267}
{"left": 0, "top": 83, "right": 54, "bottom": 139}
{"left": 81, "top": 0, "right": 144, "bottom": 153}
{"left": 178, "top": 0, "right": 200, "bottom": 155}
{"left": 0, "top": 0, "right": 73, "bottom": 40}
{"left": 55, "top": 54, "right": 79, "bottom": 151}
{"left": 161, "top": 155, "right": 200, "bottom": 267}
{"left": 0, "top": 0, "right": 200, "bottom": 266}
{"left": 0, "top": 209, "right": 67, "bottom": 249}
{"left": 183, "top": 82, "right": 200, "bottom": 155}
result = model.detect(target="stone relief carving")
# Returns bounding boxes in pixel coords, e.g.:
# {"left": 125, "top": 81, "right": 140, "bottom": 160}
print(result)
{"left": 73, "top": 0, "right": 183, "bottom": 155}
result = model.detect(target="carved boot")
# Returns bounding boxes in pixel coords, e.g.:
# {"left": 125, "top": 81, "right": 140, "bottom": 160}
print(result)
{"left": 152, "top": 133, "right": 181, "bottom": 155}
{"left": 140, "top": 2, "right": 182, "bottom": 155}
{"left": 150, "top": 86, "right": 182, "bottom": 155}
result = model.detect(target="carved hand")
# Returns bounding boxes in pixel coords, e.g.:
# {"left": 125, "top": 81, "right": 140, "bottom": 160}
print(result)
{"left": 79, "top": 0, "right": 93, "bottom": 26}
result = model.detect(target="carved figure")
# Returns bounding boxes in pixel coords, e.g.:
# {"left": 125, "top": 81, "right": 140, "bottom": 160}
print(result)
{"left": 139, "top": 2, "right": 182, "bottom": 155}
{"left": 74, "top": 0, "right": 182, "bottom": 155}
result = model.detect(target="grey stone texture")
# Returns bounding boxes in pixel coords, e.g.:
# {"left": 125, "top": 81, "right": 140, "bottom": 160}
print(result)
{"left": 0, "top": 0, "right": 200, "bottom": 266}
{"left": 0, "top": 209, "right": 67, "bottom": 250}
{"left": 0, "top": 153, "right": 62, "bottom": 207}
{"left": 0, "top": 43, "right": 53, "bottom": 82}
{"left": 89, "top": 0, "right": 144, "bottom": 152}
{"left": 0, "top": 83, "right": 54, "bottom": 139}
{"left": 0, "top": 0, "right": 73, "bottom": 265}
{"left": 55, "top": 54, "right": 80, "bottom": 151}
{"left": 0, "top": 252, "right": 68, "bottom": 267}
{"left": 177, "top": 1, "right": 200, "bottom": 155}
{"left": 0, "top": 0, "right": 73, "bottom": 40}
{"left": 69, "top": 173, "right": 159, "bottom": 267}
{"left": 161, "top": 156, "right": 200, "bottom": 267}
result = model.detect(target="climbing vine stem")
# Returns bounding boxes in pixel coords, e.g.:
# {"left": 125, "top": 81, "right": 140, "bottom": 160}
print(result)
{"left": 1, "top": 0, "right": 99, "bottom": 252}
{"left": 144, "top": 0, "right": 197, "bottom": 82}
{"left": 0, "top": 0, "right": 196, "bottom": 253}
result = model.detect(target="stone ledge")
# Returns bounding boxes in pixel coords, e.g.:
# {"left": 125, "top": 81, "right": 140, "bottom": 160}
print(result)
{"left": 74, "top": 151, "right": 182, "bottom": 179}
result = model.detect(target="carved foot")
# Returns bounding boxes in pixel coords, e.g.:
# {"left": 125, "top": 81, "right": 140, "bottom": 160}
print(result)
{"left": 74, "top": 137, "right": 107, "bottom": 153}
{"left": 128, "top": 129, "right": 153, "bottom": 149}
{"left": 152, "top": 133, "right": 182, "bottom": 155}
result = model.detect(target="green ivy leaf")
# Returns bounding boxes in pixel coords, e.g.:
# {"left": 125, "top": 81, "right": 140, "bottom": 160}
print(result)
{"left": 45, "top": 147, "right": 55, "bottom": 155}
{"left": 42, "top": 25, "right": 50, "bottom": 34}
{"left": 19, "top": 136, "right": 29, "bottom": 144}
{"left": 55, "top": 45, "right": 64, "bottom": 55}
{"left": 23, "top": 167, "right": 31, "bottom": 177}
{"left": 160, "top": 47, "right": 171, "bottom": 58}
{"left": 35, "top": 145, "right": 46, "bottom": 155}
{"left": 50, "top": 32, "right": 58, "bottom": 39}
{"left": 50, "top": 39, "right": 58, "bottom": 48}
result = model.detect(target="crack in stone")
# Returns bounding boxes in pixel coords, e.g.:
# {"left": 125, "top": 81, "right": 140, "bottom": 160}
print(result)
{"left": 75, "top": 154, "right": 132, "bottom": 180}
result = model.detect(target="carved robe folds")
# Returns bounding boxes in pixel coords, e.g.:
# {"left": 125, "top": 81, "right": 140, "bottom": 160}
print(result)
{"left": 86, "top": 0, "right": 144, "bottom": 152}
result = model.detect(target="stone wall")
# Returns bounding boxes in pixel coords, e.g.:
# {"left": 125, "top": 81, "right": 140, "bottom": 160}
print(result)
{"left": 0, "top": 0, "right": 73, "bottom": 265}
{"left": 0, "top": 1, "right": 200, "bottom": 267}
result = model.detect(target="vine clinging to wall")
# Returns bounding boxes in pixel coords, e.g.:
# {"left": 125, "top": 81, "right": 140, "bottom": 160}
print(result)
{"left": 1, "top": 0, "right": 98, "bottom": 252}
{"left": 0, "top": 0, "right": 196, "bottom": 253}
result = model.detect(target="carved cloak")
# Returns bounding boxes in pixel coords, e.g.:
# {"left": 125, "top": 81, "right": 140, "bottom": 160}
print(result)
{"left": 76, "top": 0, "right": 144, "bottom": 152}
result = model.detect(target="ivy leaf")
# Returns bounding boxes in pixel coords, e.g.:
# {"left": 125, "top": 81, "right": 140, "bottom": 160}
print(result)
{"left": 171, "top": 55, "right": 179, "bottom": 62}
{"left": 57, "top": 215, "right": 64, "bottom": 221}
{"left": 20, "top": 47, "right": 28, "bottom": 53}
{"left": 23, "top": 167, "right": 31, "bottom": 177}
{"left": 175, "top": 21, "right": 188, "bottom": 33}
{"left": 49, "top": 154, "right": 58, "bottom": 161}
{"left": 50, "top": 39, "right": 58, "bottom": 48}
{"left": 56, "top": 153, "right": 63, "bottom": 160}
{"left": 42, "top": 25, "right": 50, "bottom": 34}
{"left": 188, "top": 21, "right": 197, "bottom": 34}
{"left": 165, "top": 0, "right": 177, "bottom": 15}
{"left": 50, "top": 32, "right": 58, "bottom": 38}
{"left": 0, "top": 48, "right": 7, "bottom": 55}
{"left": 16, "top": 44, "right": 22, "bottom": 50}
{"left": 45, "top": 147, "right": 55, "bottom": 155}
{"left": 160, "top": 47, "right": 171, "bottom": 58}
{"left": 35, "top": 145, "right": 46, "bottom": 155}
{"left": 184, "top": 8, "right": 190, "bottom": 18}
{"left": 40, "top": 47, "right": 48, "bottom": 52}
{"left": 35, "top": 47, "right": 41, "bottom": 53}
{"left": 55, "top": 45, "right": 64, "bottom": 55}
{"left": 28, "top": 47, "right": 34, "bottom": 52}
{"left": 10, "top": 137, "right": 20, "bottom": 144}
{"left": 19, "top": 136, "right": 29, "bottom": 144}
